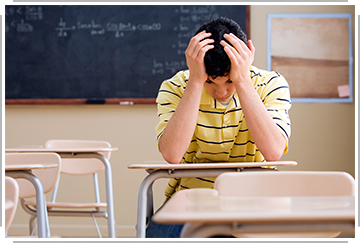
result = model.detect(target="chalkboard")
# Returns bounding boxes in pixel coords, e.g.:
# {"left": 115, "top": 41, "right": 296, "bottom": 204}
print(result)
{"left": 5, "top": 5, "right": 249, "bottom": 104}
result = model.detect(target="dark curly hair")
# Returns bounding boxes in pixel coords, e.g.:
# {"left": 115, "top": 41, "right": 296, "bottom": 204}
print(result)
{"left": 195, "top": 17, "right": 247, "bottom": 79}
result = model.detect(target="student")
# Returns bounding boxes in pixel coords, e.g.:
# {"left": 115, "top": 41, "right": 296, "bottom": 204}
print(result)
{"left": 147, "top": 17, "right": 291, "bottom": 238}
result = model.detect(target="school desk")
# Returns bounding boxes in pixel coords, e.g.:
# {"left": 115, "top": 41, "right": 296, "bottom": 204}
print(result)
{"left": 128, "top": 161, "right": 297, "bottom": 238}
{"left": 5, "top": 163, "right": 59, "bottom": 238}
{"left": 152, "top": 188, "right": 355, "bottom": 238}
{"left": 5, "top": 146, "right": 118, "bottom": 238}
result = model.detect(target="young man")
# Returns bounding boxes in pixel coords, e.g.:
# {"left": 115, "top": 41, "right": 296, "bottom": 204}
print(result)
{"left": 147, "top": 17, "right": 291, "bottom": 238}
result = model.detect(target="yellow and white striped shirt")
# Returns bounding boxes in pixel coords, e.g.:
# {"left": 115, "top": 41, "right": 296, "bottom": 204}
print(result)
{"left": 155, "top": 65, "right": 291, "bottom": 200}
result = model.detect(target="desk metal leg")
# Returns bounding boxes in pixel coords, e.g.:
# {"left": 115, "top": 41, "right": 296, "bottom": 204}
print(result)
{"left": 135, "top": 168, "right": 238, "bottom": 238}
{"left": 59, "top": 152, "right": 116, "bottom": 238}
{"left": 136, "top": 170, "right": 169, "bottom": 238}
{"left": 146, "top": 181, "right": 154, "bottom": 225}
{"left": 6, "top": 171, "right": 49, "bottom": 238}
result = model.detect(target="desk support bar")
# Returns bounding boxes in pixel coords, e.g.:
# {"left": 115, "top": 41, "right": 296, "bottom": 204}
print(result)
{"left": 6, "top": 170, "right": 49, "bottom": 238}
{"left": 58, "top": 152, "right": 116, "bottom": 238}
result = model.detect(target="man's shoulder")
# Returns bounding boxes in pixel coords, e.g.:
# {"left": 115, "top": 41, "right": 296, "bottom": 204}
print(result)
{"left": 160, "top": 70, "right": 190, "bottom": 91}
{"left": 250, "top": 65, "right": 287, "bottom": 86}
{"left": 157, "top": 70, "right": 190, "bottom": 101}
{"left": 250, "top": 65, "right": 278, "bottom": 78}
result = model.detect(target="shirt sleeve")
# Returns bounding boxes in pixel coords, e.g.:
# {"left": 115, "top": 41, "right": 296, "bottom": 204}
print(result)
{"left": 155, "top": 71, "right": 188, "bottom": 150}
{"left": 255, "top": 71, "right": 292, "bottom": 154}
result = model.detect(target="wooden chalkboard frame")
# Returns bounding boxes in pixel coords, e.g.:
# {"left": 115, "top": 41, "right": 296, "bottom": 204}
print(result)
{"left": 6, "top": 5, "right": 250, "bottom": 105}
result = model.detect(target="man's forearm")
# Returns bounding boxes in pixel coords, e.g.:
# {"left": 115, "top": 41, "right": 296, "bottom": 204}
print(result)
{"left": 235, "top": 79, "right": 286, "bottom": 161}
{"left": 159, "top": 80, "right": 204, "bottom": 164}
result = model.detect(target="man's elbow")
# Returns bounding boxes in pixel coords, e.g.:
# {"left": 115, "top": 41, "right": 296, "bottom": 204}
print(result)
{"left": 159, "top": 137, "right": 183, "bottom": 164}
{"left": 264, "top": 145, "right": 285, "bottom": 162}
{"left": 265, "top": 152, "right": 283, "bottom": 162}
{"left": 159, "top": 145, "right": 182, "bottom": 164}
{"left": 161, "top": 151, "right": 182, "bottom": 164}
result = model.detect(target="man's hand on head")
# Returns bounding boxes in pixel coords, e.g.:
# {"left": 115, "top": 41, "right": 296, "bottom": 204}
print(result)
{"left": 185, "top": 31, "right": 214, "bottom": 85}
{"left": 221, "top": 33, "right": 255, "bottom": 84}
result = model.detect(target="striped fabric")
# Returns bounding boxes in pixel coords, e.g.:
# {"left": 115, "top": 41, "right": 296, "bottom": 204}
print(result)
{"left": 155, "top": 65, "right": 291, "bottom": 200}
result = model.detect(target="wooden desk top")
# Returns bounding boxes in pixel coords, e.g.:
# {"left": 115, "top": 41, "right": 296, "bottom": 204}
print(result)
{"left": 5, "top": 147, "right": 118, "bottom": 153}
{"left": 153, "top": 189, "right": 355, "bottom": 224}
{"left": 128, "top": 161, "right": 297, "bottom": 170}
{"left": 5, "top": 163, "right": 59, "bottom": 171}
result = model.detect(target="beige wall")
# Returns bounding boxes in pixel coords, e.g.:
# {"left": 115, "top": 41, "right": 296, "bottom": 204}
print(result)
{"left": 5, "top": 5, "right": 355, "bottom": 238}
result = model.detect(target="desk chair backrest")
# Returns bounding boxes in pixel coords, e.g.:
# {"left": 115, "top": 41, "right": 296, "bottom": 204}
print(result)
{"left": 214, "top": 171, "right": 355, "bottom": 238}
{"left": 5, "top": 176, "right": 19, "bottom": 233}
{"left": 214, "top": 171, "right": 355, "bottom": 197}
{"left": 45, "top": 140, "right": 111, "bottom": 175}
{"left": 5, "top": 153, "right": 61, "bottom": 199}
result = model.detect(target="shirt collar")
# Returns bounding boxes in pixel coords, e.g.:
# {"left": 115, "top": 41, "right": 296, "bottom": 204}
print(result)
{"left": 200, "top": 87, "right": 240, "bottom": 109}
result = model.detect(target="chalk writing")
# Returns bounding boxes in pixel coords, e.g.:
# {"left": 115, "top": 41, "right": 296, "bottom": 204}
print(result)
{"left": 152, "top": 59, "right": 164, "bottom": 74}
{"left": 5, "top": 6, "right": 43, "bottom": 21}
{"left": 77, "top": 20, "right": 102, "bottom": 30}
{"left": 54, "top": 17, "right": 162, "bottom": 38}
{"left": 25, "top": 6, "right": 43, "bottom": 21}
{"left": 173, "top": 5, "right": 219, "bottom": 60}
{"left": 17, "top": 19, "right": 33, "bottom": 33}
{"left": 5, "top": 6, "right": 43, "bottom": 33}
{"left": 152, "top": 59, "right": 187, "bottom": 74}
{"left": 55, "top": 18, "right": 76, "bottom": 37}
